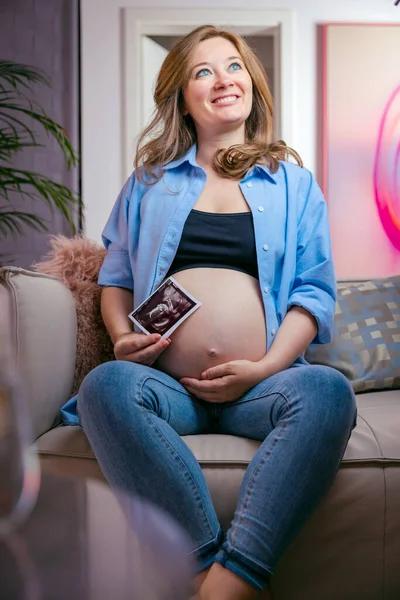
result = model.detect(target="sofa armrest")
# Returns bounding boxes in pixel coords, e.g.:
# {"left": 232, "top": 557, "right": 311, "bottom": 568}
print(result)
{"left": 0, "top": 267, "right": 77, "bottom": 440}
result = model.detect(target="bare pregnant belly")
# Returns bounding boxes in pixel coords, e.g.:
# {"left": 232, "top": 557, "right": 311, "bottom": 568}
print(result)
{"left": 154, "top": 268, "right": 267, "bottom": 380}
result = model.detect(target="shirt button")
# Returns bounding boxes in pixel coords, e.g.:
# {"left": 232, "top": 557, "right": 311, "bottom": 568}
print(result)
{"left": 246, "top": 182, "right": 252, "bottom": 188}
{"left": 263, "top": 286, "right": 269, "bottom": 293}
{"left": 263, "top": 244, "right": 269, "bottom": 251}
{"left": 258, "top": 206, "right": 264, "bottom": 212}
{"left": 271, "top": 328, "right": 276, "bottom": 335}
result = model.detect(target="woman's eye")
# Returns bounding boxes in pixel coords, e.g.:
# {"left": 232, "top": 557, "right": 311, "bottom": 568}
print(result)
{"left": 229, "top": 62, "right": 242, "bottom": 71}
{"left": 196, "top": 68, "right": 211, "bottom": 78}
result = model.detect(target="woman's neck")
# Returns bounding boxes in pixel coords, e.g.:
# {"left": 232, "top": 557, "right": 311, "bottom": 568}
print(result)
{"left": 195, "top": 128, "right": 245, "bottom": 171}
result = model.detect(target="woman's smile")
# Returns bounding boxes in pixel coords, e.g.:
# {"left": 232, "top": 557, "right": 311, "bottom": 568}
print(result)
{"left": 212, "top": 94, "right": 240, "bottom": 105}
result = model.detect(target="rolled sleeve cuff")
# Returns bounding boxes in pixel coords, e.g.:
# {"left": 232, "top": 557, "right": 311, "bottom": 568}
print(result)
{"left": 98, "top": 247, "right": 133, "bottom": 290}
{"left": 288, "top": 287, "right": 335, "bottom": 345}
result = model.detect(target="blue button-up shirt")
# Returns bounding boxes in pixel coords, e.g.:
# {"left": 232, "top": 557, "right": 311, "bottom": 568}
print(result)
{"left": 98, "top": 145, "right": 336, "bottom": 350}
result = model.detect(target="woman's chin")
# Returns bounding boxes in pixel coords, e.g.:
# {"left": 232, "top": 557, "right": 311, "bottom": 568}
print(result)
{"left": 205, "top": 115, "right": 247, "bottom": 135}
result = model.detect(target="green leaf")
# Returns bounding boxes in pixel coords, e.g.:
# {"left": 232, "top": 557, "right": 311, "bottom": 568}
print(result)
{"left": 0, "top": 60, "right": 81, "bottom": 241}
{"left": 0, "top": 132, "right": 40, "bottom": 161}
{"left": 0, "top": 102, "right": 78, "bottom": 166}
{"left": 0, "top": 166, "right": 79, "bottom": 235}
{"left": 0, "top": 60, "right": 49, "bottom": 92}
{"left": 0, "top": 209, "right": 48, "bottom": 237}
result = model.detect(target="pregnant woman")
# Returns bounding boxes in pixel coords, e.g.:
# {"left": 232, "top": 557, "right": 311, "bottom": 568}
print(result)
{"left": 78, "top": 25, "right": 356, "bottom": 600}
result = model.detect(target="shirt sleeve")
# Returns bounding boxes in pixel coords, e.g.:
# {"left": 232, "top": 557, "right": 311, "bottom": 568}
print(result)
{"left": 98, "top": 173, "right": 136, "bottom": 290}
{"left": 287, "top": 170, "right": 337, "bottom": 344}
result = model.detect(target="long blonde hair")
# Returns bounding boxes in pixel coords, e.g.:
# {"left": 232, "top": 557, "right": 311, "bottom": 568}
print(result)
{"left": 134, "top": 25, "right": 302, "bottom": 183}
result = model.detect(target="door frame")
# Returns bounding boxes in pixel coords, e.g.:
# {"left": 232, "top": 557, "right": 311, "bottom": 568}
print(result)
{"left": 122, "top": 8, "right": 295, "bottom": 178}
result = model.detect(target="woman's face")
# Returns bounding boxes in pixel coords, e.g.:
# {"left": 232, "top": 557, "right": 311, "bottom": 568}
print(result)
{"left": 182, "top": 37, "right": 253, "bottom": 136}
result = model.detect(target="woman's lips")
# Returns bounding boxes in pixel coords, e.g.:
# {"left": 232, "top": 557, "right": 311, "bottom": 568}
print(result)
{"left": 212, "top": 94, "right": 240, "bottom": 104}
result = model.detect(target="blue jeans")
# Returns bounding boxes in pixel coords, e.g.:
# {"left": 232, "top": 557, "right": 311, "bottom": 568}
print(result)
{"left": 77, "top": 360, "right": 356, "bottom": 592}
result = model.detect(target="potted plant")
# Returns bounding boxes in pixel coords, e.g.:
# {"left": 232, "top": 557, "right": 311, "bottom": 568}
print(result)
{"left": 0, "top": 60, "right": 80, "bottom": 255}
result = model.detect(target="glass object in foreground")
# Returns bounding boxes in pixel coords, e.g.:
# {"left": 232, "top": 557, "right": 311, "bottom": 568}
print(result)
{"left": 0, "top": 368, "right": 41, "bottom": 536}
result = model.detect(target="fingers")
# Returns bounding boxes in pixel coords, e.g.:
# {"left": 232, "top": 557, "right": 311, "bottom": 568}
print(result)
{"left": 201, "top": 363, "right": 234, "bottom": 380}
{"left": 127, "top": 338, "right": 170, "bottom": 365}
{"left": 114, "top": 332, "right": 171, "bottom": 364}
{"left": 115, "top": 332, "right": 159, "bottom": 356}
{"left": 180, "top": 378, "right": 227, "bottom": 400}
{"left": 132, "top": 333, "right": 163, "bottom": 351}
{"left": 183, "top": 385, "right": 218, "bottom": 402}
{"left": 182, "top": 382, "right": 218, "bottom": 394}
{"left": 184, "top": 384, "right": 233, "bottom": 404}
{"left": 181, "top": 375, "right": 237, "bottom": 403}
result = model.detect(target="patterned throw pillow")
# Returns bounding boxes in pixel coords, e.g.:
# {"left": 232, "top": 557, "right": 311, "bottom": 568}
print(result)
{"left": 305, "top": 275, "right": 400, "bottom": 393}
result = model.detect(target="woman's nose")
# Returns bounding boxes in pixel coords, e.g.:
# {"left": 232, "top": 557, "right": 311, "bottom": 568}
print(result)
{"left": 214, "top": 73, "right": 233, "bottom": 88}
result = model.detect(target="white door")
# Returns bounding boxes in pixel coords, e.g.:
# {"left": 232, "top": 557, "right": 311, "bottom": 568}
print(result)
{"left": 141, "top": 36, "right": 169, "bottom": 128}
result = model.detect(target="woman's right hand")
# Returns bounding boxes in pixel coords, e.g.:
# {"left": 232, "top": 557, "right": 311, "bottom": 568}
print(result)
{"left": 113, "top": 332, "right": 171, "bottom": 366}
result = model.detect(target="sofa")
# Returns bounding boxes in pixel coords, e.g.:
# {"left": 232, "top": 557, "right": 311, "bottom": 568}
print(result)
{"left": 1, "top": 265, "right": 399, "bottom": 600}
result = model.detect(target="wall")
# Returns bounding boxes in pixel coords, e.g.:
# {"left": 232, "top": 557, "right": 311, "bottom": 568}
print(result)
{"left": 0, "top": 0, "right": 80, "bottom": 268}
{"left": 81, "top": 0, "right": 399, "bottom": 243}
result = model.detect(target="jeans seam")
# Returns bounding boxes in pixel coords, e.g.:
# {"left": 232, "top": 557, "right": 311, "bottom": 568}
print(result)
{"left": 218, "top": 545, "right": 274, "bottom": 578}
{"left": 151, "top": 377, "right": 194, "bottom": 398}
{"left": 229, "top": 391, "right": 290, "bottom": 549}
{"left": 222, "top": 388, "right": 287, "bottom": 410}
{"left": 138, "top": 375, "right": 217, "bottom": 543}
{"left": 188, "top": 529, "right": 221, "bottom": 556}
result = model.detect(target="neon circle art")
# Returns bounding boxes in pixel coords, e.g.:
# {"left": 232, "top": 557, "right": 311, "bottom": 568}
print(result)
{"left": 374, "top": 85, "right": 400, "bottom": 250}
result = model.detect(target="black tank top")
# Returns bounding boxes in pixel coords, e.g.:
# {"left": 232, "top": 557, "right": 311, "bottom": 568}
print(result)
{"left": 166, "top": 209, "right": 259, "bottom": 280}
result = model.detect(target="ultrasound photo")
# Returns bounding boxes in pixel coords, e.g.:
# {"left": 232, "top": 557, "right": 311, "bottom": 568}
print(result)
{"left": 129, "top": 277, "right": 201, "bottom": 338}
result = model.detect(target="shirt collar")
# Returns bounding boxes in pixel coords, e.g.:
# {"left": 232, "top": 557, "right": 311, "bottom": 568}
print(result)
{"left": 164, "top": 144, "right": 279, "bottom": 184}
{"left": 163, "top": 145, "right": 198, "bottom": 170}
{"left": 247, "top": 164, "right": 279, "bottom": 184}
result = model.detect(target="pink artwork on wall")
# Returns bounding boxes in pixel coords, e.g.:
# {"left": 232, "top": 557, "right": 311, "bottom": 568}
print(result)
{"left": 374, "top": 85, "right": 400, "bottom": 251}
{"left": 320, "top": 24, "right": 400, "bottom": 279}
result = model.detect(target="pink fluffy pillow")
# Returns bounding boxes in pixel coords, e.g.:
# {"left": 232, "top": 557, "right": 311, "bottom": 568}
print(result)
{"left": 33, "top": 235, "right": 115, "bottom": 395}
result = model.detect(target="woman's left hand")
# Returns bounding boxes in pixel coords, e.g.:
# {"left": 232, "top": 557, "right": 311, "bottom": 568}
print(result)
{"left": 180, "top": 360, "right": 264, "bottom": 403}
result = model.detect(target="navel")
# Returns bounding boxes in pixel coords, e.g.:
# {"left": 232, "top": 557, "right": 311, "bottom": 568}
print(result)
{"left": 207, "top": 348, "right": 219, "bottom": 358}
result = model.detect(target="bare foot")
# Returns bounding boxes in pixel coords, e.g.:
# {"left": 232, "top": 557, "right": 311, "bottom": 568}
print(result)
{"left": 198, "top": 563, "right": 263, "bottom": 600}
{"left": 189, "top": 567, "right": 211, "bottom": 599}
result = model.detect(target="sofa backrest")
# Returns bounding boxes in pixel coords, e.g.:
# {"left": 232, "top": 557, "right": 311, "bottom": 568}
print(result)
{"left": 0, "top": 267, "right": 77, "bottom": 439}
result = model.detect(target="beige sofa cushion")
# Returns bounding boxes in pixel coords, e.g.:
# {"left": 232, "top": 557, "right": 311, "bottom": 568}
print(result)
{"left": 0, "top": 267, "right": 77, "bottom": 439}
{"left": 37, "top": 390, "right": 400, "bottom": 524}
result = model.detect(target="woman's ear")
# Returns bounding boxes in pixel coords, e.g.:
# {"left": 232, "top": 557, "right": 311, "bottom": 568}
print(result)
{"left": 181, "top": 106, "right": 189, "bottom": 116}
